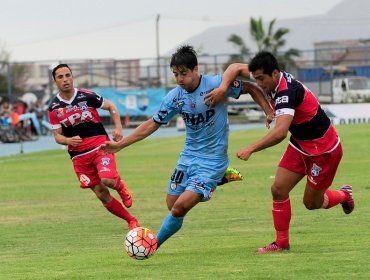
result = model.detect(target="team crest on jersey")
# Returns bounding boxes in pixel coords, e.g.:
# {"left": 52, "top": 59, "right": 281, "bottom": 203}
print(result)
{"left": 311, "top": 163, "right": 322, "bottom": 177}
{"left": 78, "top": 101, "right": 88, "bottom": 111}
{"left": 56, "top": 108, "right": 64, "bottom": 117}
{"left": 101, "top": 157, "right": 110, "bottom": 166}
{"left": 189, "top": 101, "right": 196, "bottom": 108}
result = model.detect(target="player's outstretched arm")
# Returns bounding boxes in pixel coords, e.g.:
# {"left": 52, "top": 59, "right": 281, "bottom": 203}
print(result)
{"left": 236, "top": 114, "right": 292, "bottom": 160}
{"left": 205, "top": 63, "right": 251, "bottom": 107}
{"left": 99, "top": 118, "right": 161, "bottom": 154}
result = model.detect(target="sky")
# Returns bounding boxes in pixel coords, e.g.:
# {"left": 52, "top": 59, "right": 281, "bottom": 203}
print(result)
{"left": 0, "top": 0, "right": 344, "bottom": 62}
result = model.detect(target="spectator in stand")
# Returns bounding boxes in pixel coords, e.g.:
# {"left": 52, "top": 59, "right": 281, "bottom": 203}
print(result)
{"left": 15, "top": 98, "right": 42, "bottom": 137}
{"left": 31, "top": 98, "right": 52, "bottom": 135}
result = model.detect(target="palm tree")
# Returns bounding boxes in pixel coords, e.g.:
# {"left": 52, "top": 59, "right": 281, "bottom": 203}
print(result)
{"left": 250, "top": 17, "right": 300, "bottom": 68}
{"left": 223, "top": 34, "right": 251, "bottom": 70}
{"left": 225, "top": 17, "right": 300, "bottom": 69}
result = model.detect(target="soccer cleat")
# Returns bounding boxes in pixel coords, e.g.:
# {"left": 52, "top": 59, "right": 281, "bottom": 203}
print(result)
{"left": 224, "top": 167, "right": 244, "bottom": 183}
{"left": 340, "top": 185, "right": 354, "bottom": 214}
{"left": 256, "top": 242, "right": 290, "bottom": 254}
{"left": 128, "top": 219, "right": 140, "bottom": 230}
{"left": 118, "top": 180, "right": 133, "bottom": 208}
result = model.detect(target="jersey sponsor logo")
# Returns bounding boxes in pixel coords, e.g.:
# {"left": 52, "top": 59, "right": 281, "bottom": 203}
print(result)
{"left": 275, "top": 108, "right": 295, "bottom": 117}
{"left": 207, "top": 187, "right": 215, "bottom": 200}
{"left": 170, "top": 182, "right": 177, "bottom": 191}
{"left": 79, "top": 174, "right": 91, "bottom": 186}
{"left": 311, "top": 163, "right": 322, "bottom": 177}
{"left": 275, "top": 95, "right": 289, "bottom": 105}
{"left": 56, "top": 108, "right": 64, "bottom": 117}
{"left": 99, "top": 167, "right": 111, "bottom": 172}
{"left": 285, "top": 72, "right": 294, "bottom": 83}
{"left": 199, "top": 89, "right": 212, "bottom": 96}
{"left": 60, "top": 110, "right": 94, "bottom": 127}
{"left": 175, "top": 101, "right": 185, "bottom": 108}
{"left": 66, "top": 104, "right": 78, "bottom": 113}
{"left": 181, "top": 109, "right": 215, "bottom": 128}
{"left": 194, "top": 181, "right": 205, "bottom": 191}
{"left": 232, "top": 80, "right": 241, "bottom": 88}
{"left": 101, "top": 157, "right": 110, "bottom": 166}
{"left": 156, "top": 110, "right": 169, "bottom": 122}
{"left": 51, "top": 102, "right": 60, "bottom": 109}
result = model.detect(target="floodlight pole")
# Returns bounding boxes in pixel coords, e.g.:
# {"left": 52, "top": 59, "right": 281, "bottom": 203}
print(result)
{"left": 156, "top": 14, "right": 161, "bottom": 86}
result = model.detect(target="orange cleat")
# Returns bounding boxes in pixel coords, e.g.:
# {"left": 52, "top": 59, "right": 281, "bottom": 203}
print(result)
{"left": 118, "top": 180, "right": 133, "bottom": 208}
{"left": 340, "top": 185, "right": 354, "bottom": 214}
{"left": 256, "top": 242, "right": 290, "bottom": 254}
{"left": 128, "top": 219, "right": 140, "bottom": 230}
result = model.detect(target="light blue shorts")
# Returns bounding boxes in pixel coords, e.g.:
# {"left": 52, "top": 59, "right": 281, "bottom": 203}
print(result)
{"left": 167, "top": 153, "right": 229, "bottom": 202}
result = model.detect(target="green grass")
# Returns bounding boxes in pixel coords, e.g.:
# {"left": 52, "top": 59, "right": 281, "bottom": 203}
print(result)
{"left": 0, "top": 124, "right": 369, "bottom": 280}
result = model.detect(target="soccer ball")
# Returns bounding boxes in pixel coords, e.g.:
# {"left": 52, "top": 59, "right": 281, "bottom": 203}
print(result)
{"left": 124, "top": 227, "right": 158, "bottom": 260}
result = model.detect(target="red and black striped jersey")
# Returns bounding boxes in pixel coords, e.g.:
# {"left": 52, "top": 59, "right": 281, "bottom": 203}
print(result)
{"left": 48, "top": 88, "right": 109, "bottom": 158}
{"left": 268, "top": 72, "right": 339, "bottom": 156}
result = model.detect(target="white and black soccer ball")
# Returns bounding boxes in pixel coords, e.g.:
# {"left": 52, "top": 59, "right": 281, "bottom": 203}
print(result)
{"left": 124, "top": 227, "right": 158, "bottom": 260}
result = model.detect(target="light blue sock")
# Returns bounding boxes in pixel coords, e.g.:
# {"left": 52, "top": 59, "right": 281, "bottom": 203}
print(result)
{"left": 157, "top": 213, "right": 184, "bottom": 246}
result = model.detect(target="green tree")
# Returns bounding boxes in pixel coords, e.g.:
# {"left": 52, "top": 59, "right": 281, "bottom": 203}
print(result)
{"left": 0, "top": 43, "right": 27, "bottom": 97}
{"left": 250, "top": 17, "right": 300, "bottom": 68}
{"left": 223, "top": 34, "right": 251, "bottom": 70}
{"left": 225, "top": 17, "right": 300, "bottom": 69}
{"left": 0, "top": 43, "right": 11, "bottom": 95}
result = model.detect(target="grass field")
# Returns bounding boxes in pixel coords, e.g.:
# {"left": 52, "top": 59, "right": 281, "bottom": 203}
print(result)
{"left": 0, "top": 123, "right": 369, "bottom": 280}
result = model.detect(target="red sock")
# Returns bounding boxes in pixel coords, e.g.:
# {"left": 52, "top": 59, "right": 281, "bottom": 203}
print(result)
{"left": 272, "top": 198, "right": 291, "bottom": 248}
{"left": 322, "top": 190, "right": 347, "bottom": 209}
{"left": 104, "top": 197, "right": 135, "bottom": 222}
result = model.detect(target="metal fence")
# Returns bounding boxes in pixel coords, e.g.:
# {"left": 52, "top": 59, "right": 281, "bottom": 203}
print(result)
{"left": 1, "top": 45, "right": 370, "bottom": 102}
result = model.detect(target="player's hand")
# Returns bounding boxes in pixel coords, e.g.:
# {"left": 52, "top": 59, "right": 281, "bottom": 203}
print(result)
{"left": 99, "top": 141, "right": 122, "bottom": 154}
{"left": 112, "top": 127, "right": 123, "bottom": 142}
{"left": 69, "top": 136, "right": 82, "bottom": 147}
{"left": 236, "top": 147, "right": 253, "bottom": 161}
{"left": 265, "top": 112, "right": 276, "bottom": 129}
{"left": 204, "top": 88, "right": 227, "bottom": 108}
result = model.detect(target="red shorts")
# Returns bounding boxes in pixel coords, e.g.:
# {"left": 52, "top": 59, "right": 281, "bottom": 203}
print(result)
{"left": 72, "top": 150, "right": 119, "bottom": 188}
{"left": 279, "top": 143, "right": 343, "bottom": 190}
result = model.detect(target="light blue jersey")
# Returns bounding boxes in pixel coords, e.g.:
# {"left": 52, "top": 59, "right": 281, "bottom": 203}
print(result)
{"left": 153, "top": 75, "right": 243, "bottom": 201}
{"left": 153, "top": 75, "right": 242, "bottom": 159}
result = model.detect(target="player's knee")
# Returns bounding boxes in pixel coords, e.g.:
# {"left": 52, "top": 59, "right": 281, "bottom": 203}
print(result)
{"left": 303, "top": 199, "right": 321, "bottom": 210}
{"left": 271, "top": 184, "right": 288, "bottom": 199}
{"left": 100, "top": 178, "right": 115, "bottom": 188}
{"left": 93, "top": 186, "right": 110, "bottom": 202}
{"left": 171, "top": 204, "right": 187, "bottom": 218}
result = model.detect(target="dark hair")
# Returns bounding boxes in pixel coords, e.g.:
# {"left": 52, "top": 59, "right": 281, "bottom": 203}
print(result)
{"left": 52, "top": 63, "right": 72, "bottom": 80}
{"left": 249, "top": 51, "right": 280, "bottom": 76}
{"left": 170, "top": 45, "right": 198, "bottom": 70}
